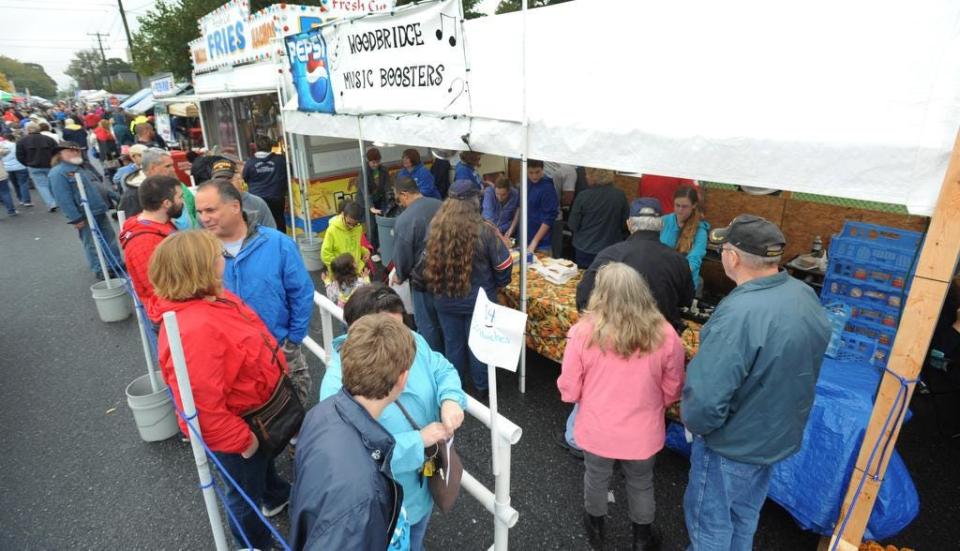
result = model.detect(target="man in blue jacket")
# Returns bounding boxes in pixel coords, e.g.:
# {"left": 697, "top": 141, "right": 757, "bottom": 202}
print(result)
{"left": 194, "top": 179, "right": 315, "bottom": 406}
{"left": 291, "top": 314, "right": 414, "bottom": 550}
{"left": 681, "top": 215, "right": 831, "bottom": 551}
{"left": 48, "top": 142, "right": 122, "bottom": 277}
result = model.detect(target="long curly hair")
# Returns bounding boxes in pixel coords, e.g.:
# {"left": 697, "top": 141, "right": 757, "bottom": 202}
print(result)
{"left": 674, "top": 187, "right": 702, "bottom": 254}
{"left": 585, "top": 262, "right": 665, "bottom": 357}
{"left": 424, "top": 199, "right": 482, "bottom": 297}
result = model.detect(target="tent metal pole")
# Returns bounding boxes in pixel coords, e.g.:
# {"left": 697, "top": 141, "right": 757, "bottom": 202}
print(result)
{"left": 518, "top": 0, "right": 530, "bottom": 394}
{"left": 273, "top": 40, "right": 298, "bottom": 238}
{"left": 358, "top": 118, "right": 372, "bottom": 234}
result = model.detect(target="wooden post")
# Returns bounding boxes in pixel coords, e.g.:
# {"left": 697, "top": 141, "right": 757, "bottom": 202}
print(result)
{"left": 829, "top": 130, "right": 960, "bottom": 548}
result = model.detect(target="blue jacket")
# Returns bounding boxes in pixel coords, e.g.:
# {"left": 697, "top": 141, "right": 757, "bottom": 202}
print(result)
{"left": 434, "top": 224, "right": 513, "bottom": 315}
{"left": 454, "top": 161, "right": 483, "bottom": 189}
{"left": 525, "top": 176, "right": 559, "bottom": 248}
{"left": 682, "top": 271, "right": 831, "bottom": 465}
{"left": 223, "top": 225, "right": 315, "bottom": 344}
{"left": 112, "top": 163, "right": 139, "bottom": 187}
{"left": 481, "top": 186, "right": 518, "bottom": 235}
{"left": 290, "top": 388, "right": 403, "bottom": 551}
{"left": 398, "top": 164, "right": 441, "bottom": 199}
{"left": 112, "top": 116, "right": 134, "bottom": 146}
{"left": 660, "top": 213, "right": 709, "bottom": 286}
{"left": 49, "top": 163, "right": 108, "bottom": 225}
{"left": 321, "top": 331, "right": 466, "bottom": 524}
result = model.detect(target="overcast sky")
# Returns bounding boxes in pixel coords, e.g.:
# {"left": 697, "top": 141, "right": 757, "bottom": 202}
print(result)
{"left": 0, "top": 0, "right": 500, "bottom": 93}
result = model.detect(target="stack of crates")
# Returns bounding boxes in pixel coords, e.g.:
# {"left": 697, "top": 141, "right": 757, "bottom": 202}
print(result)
{"left": 819, "top": 221, "right": 923, "bottom": 366}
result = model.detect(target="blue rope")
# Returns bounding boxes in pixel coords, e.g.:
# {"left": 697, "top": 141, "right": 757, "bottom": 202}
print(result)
{"left": 830, "top": 365, "right": 917, "bottom": 550}
{"left": 86, "top": 211, "right": 293, "bottom": 551}
{"left": 211, "top": 474, "right": 255, "bottom": 551}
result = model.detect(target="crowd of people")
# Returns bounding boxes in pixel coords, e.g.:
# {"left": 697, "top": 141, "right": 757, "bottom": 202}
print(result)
{"left": 14, "top": 115, "right": 834, "bottom": 550}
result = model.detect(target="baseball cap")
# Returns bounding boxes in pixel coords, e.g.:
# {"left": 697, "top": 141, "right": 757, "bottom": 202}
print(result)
{"left": 128, "top": 144, "right": 148, "bottom": 158}
{"left": 710, "top": 214, "right": 786, "bottom": 257}
{"left": 211, "top": 158, "right": 238, "bottom": 179}
{"left": 630, "top": 197, "right": 662, "bottom": 217}
{"left": 448, "top": 179, "right": 481, "bottom": 200}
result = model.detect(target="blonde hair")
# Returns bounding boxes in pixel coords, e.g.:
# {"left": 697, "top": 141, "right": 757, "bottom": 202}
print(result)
{"left": 585, "top": 262, "right": 665, "bottom": 357}
{"left": 341, "top": 314, "right": 415, "bottom": 399}
{"left": 584, "top": 167, "right": 615, "bottom": 186}
{"left": 149, "top": 230, "right": 223, "bottom": 301}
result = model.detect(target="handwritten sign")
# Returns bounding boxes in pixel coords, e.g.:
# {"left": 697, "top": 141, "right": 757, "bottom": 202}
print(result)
{"left": 468, "top": 288, "right": 527, "bottom": 372}
{"left": 286, "top": 0, "right": 470, "bottom": 115}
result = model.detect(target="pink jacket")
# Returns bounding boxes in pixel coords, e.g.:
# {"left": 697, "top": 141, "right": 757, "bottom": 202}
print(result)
{"left": 557, "top": 318, "right": 685, "bottom": 460}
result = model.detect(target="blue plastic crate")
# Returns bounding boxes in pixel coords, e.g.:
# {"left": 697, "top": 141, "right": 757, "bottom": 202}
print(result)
{"left": 836, "top": 221, "right": 923, "bottom": 251}
{"left": 829, "top": 237, "right": 919, "bottom": 274}
{"left": 834, "top": 332, "right": 878, "bottom": 365}
{"left": 822, "top": 279, "right": 905, "bottom": 313}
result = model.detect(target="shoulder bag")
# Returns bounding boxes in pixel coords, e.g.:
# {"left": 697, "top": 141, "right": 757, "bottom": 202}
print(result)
{"left": 395, "top": 401, "right": 463, "bottom": 512}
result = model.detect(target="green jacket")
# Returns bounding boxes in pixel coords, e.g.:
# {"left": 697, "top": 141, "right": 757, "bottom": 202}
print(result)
{"left": 320, "top": 213, "right": 364, "bottom": 274}
{"left": 682, "top": 271, "right": 831, "bottom": 465}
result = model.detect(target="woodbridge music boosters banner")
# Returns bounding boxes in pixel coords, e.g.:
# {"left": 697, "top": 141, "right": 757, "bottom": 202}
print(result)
{"left": 286, "top": 0, "right": 470, "bottom": 115}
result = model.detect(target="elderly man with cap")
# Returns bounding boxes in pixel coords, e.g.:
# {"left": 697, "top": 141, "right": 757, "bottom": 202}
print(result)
{"left": 48, "top": 141, "right": 123, "bottom": 277}
{"left": 209, "top": 157, "right": 276, "bottom": 230}
{"left": 681, "top": 215, "right": 830, "bottom": 551}
{"left": 15, "top": 121, "right": 59, "bottom": 212}
{"left": 561, "top": 198, "right": 694, "bottom": 458}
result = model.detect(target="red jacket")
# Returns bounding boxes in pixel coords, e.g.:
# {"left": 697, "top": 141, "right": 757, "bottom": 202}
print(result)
{"left": 119, "top": 216, "right": 176, "bottom": 321}
{"left": 156, "top": 292, "right": 288, "bottom": 454}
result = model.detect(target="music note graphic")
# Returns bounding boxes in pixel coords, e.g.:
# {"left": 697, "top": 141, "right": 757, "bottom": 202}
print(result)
{"left": 435, "top": 13, "right": 458, "bottom": 47}
{"left": 445, "top": 78, "right": 467, "bottom": 110}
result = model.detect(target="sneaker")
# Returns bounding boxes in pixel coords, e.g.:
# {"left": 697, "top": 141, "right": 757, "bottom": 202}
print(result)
{"left": 21, "top": 202, "right": 33, "bottom": 207}
{"left": 261, "top": 499, "right": 289, "bottom": 518}
{"left": 6, "top": 211, "right": 17, "bottom": 216}
{"left": 48, "top": 206, "right": 58, "bottom": 213}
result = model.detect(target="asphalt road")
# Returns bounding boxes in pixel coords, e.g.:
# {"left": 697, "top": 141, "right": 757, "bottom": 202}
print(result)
{"left": 2, "top": 195, "right": 957, "bottom": 550}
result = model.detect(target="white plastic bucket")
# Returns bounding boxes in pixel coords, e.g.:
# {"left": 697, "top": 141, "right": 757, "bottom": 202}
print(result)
{"left": 125, "top": 373, "right": 180, "bottom": 442}
{"left": 298, "top": 239, "right": 323, "bottom": 272}
{"left": 90, "top": 278, "right": 132, "bottom": 322}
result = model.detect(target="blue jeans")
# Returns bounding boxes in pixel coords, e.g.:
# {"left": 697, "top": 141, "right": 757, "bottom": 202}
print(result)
{"left": 436, "top": 308, "right": 487, "bottom": 391}
{"left": 214, "top": 448, "right": 291, "bottom": 551}
{"left": 27, "top": 167, "right": 56, "bottom": 208}
{"left": 412, "top": 289, "right": 444, "bottom": 353}
{"left": 684, "top": 437, "right": 774, "bottom": 551}
{"left": 0, "top": 179, "right": 15, "bottom": 214}
{"left": 408, "top": 512, "right": 431, "bottom": 551}
{"left": 8, "top": 169, "right": 30, "bottom": 204}
{"left": 79, "top": 213, "right": 122, "bottom": 275}
{"left": 564, "top": 404, "right": 581, "bottom": 449}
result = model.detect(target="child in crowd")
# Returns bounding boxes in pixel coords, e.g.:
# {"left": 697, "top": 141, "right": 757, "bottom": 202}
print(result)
{"left": 326, "top": 253, "right": 369, "bottom": 308}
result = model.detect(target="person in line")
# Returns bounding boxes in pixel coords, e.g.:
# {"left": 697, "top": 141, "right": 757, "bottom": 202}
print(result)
{"left": 61, "top": 118, "right": 87, "bottom": 146}
{"left": 682, "top": 215, "right": 831, "bottom": 551}
{"left": 83, "top": 110, "right": 101, "bottom": 130}
{"left": 481, "top": 175, "right": 519, "bottom": 245}
{"left": 525, "top": 159, "right": 559, "bottom": 254}
{"left": 398, "top": 148, "right": 441, "bottom": 199}
{"left": 291, "top": 314, "right": 416, "bottom": 551}
{"left": 391, "top": 176, "right": 445, "bottom": 351}
{"left": 242, "top": 135, "right": 288, "bottom": 233}
{"left": 94, "top": 119, "right": 119, "bottom": 182}
{"left": 568, "top": 167, "right": 630, "bottom": 269}
{"left": 111, "top": 110, "right": 135, "bottom": 146}
{"left": 320, "top": 199, "right": 368, "bottom": 276}
{"left": 149, "top": 230, "right": 292, "bottom": 551}
{"left": 454, "top": 150, "right": 483, "bottom": 190}
{"left": 135, "top": 122, "right": 167, "bottom": 150}
{"left": 194, "top": 179, "right": 315, "bottom": 406}
{"left": 119, "top": 176, "right": 182, "bottom": 326}
{"left": 38, "top": 122, "right": 60, "bottom": 143}
{"left": 558, "top": 262, "right": 685, "bottom": 551}
{"left": 325, "top": 253, "right": 368, "bottom": 308}
{"left": 660, "top": 187, "right": 710, "bottom": 292}
{"left": 113, "top": 144, "right": 147, "bottom": 191}
{"left": 48, "top": 141, "right": 122, "bottom": 278}
{"left": 0, "top": 155, "right": 17, "bottom": 217}
{"left": 119, "top": 148, "right": 176, "bottom": 218}
{"left": 0, "top": 134, "right": 31, "bottom": 207}
{"left": 360, "top": 146, "right": 394, "bottom": 248}
{"left": 423, "top": 180, "right": 513, "bottom": 398}
{"left": 211, "top": 157, "right": 276, "bottom": 230}
{"left": 319, "top": 284, "right": 467, "bottom": 551}
{"left": 15, "top": 122, "right": 58, "bottom": 211}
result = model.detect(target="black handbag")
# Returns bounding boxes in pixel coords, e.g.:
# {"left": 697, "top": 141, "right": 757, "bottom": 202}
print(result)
{"left": 240, "top": 330, "right": 305, "bottom": 457}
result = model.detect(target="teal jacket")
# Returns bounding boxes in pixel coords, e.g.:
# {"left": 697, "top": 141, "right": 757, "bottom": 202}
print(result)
{"left": 320, "top": 331, "right": 467, "bottom": 523}
{"left": 682, "top": 271, "right": 831, "bottom": 465}
{"left": 660, "top": 213, "right": 709, "bottom": 286}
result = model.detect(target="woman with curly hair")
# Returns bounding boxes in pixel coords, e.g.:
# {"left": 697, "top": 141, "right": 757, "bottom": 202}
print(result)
{"left": 422, "top": 180, "right": 513, "bottom": 398}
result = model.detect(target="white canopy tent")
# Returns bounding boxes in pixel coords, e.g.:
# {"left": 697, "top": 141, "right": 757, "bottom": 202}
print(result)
{"left": 284, "top": 0, "right": 960, "bottom": 216}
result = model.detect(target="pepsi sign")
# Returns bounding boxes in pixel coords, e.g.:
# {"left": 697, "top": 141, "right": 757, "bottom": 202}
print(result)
{"left": 286, "top": 30, "right": 336, "bottom": 113}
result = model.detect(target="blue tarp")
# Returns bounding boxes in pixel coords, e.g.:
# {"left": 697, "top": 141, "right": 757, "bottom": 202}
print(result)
{"left": 666, "top": 358, "right": 919, "bottom": 540}
{"left": 119, "top": 88, "right": 151, "bottom": 109}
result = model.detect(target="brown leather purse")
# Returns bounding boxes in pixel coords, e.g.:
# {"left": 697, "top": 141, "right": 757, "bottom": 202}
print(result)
{"left": 396, "top": 401, "right": 463, "bottom": 512}
{"left": 241, "top": 342, "right": 305, "bottom": 457}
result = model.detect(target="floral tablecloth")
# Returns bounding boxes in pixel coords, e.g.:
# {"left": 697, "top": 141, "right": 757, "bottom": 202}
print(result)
{"left": 498, "top": 263, "right": 701, "bottom": 364}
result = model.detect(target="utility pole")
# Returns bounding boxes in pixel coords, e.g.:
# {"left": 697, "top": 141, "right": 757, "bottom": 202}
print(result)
{"left": 88, "top": 32, "right": 110, "bottom": 89}
{"left": 117, "top": 0, "right": 142, "bottom": 87}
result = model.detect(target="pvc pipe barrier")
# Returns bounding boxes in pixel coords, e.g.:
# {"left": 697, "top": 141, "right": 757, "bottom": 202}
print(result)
{"left": 162, "top": 311, "right": 229, "bottom": 551}
{"left": 75, "top": 174, "right": 113, "bottom": 287}
{"left": 460, "top": 469, "right": 519, "bottom": 528}
{"left": 466, "top": 396, "right": 523, "bottom": 445}
{"left": 302, "top": 336, "right": 326, "bottom": 365}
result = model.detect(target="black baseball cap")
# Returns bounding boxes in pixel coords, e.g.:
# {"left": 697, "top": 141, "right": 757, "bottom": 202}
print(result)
{"left": 710, "top": 214, "right": 786, "bottom": 257}
{"left": 448, "top": 179, "right": 481, "bottom": 200}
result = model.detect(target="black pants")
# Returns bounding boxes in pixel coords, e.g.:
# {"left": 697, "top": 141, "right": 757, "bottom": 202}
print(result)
{"left": 262, "top": 196, "right": 287, "bottom": 234}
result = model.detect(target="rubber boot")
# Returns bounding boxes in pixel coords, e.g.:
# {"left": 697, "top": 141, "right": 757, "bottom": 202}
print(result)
{"left": 583, "top": 513, "right": 605, "bottom": 550}
{"left": 631, "top": 522, "right": 661, "bottom": 551}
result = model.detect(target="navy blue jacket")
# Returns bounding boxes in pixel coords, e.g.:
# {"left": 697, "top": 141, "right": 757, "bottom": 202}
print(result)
{"left": 434, "top": 224, "right": 513, "bottom": 315}
{"left": 242, "top": 152, "right": 288, "bottom": 199}
{"left": 290, "top": 388, "right": 403, "bottom": 551}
